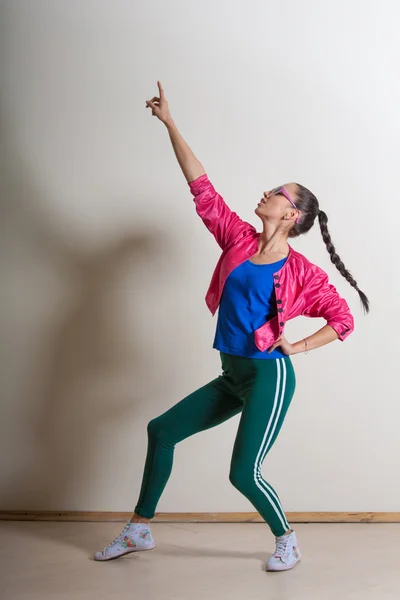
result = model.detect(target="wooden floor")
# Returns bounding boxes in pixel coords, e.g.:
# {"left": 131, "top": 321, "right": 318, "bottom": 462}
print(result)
{"left": 1, "top": 521, "right": 400, "bottom": 600}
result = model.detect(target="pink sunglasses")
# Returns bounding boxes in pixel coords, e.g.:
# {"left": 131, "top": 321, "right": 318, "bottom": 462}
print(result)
{"left": 271, "top": 186, "right": 300, "bottom": 224}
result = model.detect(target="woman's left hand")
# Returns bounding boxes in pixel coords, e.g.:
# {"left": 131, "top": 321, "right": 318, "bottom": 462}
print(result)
{"left": 268, "top": 336, "right": 295, "bottom": 355}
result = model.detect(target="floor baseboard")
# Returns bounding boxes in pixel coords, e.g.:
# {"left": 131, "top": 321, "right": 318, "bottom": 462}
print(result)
{"left": 1, "top": 511, "right": 399, "bottom": 523}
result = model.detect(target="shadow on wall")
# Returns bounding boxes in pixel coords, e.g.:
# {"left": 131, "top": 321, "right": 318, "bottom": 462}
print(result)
{"left": 0, "top": 113, "right": 171, "bottom": 514}
{"left": 29, "top": 233, "right": 161, "bottom": 511}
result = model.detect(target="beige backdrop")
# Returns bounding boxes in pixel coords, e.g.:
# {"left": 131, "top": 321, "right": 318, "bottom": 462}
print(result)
{"left": 1, "top": 0, "right": 399, "bottom": 514}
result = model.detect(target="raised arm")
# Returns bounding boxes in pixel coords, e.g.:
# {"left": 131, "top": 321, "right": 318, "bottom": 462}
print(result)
{"left": 146, "top": 82, "right": 255, "bottom": 249}
{"left": 146, "top": 81, "right": 205, "bottom": 183}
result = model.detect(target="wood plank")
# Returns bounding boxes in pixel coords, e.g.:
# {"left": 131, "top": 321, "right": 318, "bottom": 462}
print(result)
{"left": 1, "top": 511, "right": 400, "bottom": 523}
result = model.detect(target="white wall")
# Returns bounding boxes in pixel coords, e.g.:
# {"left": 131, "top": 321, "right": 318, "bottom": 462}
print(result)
{"left": 1, "top": 0, "right": 399, "bottom": 513}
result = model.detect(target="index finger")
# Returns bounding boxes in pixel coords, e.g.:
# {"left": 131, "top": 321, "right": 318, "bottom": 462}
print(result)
{"left": 157, "top": 81, "right": 165, "bottom": 98}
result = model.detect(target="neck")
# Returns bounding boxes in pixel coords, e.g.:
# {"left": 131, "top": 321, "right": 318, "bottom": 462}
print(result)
{"left": 258, "top": 222, "right": 290, "bottom": 256}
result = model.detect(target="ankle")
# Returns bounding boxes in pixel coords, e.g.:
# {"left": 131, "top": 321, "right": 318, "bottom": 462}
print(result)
{"left": 277, "top": 529, "right": 293, "bottom": 539}
{"left": 130, "top": 513, "right": 151, "bottom": 524}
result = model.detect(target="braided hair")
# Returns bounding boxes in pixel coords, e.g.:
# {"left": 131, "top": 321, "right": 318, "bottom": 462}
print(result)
{"left": 290, "top": 184, "right": 370, "bottom": 313}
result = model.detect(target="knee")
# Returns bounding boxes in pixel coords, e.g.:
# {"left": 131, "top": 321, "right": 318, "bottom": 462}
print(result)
{"left": 147, "top": 416, "right": 175, "bottom": 446}
{"left": 147, "top": 417, "right": 162, "bottom": 439}
{"left": 229, "top": 463, "right": 253, "bottom": 494}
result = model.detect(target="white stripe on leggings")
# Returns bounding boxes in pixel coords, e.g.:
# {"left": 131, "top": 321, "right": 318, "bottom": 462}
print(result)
{"left": 257, "top": 359, "right": 289, "bottom": 519}
{"left": 260, "top": 358, "right": 287, "bottom": 465}
{"left": 253, "top": 358, "right": 289, "bottom": 532}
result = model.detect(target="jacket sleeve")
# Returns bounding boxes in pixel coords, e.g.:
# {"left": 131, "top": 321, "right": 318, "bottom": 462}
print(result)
{"left": 301, "top": 267, "right": 354, "bottom": 341}
{"left": 189, "top": 174, "right": 255, "bottom": 250}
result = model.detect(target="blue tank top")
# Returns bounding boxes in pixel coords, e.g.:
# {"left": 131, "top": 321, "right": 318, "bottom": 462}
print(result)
{"left": 213, "top": 258, "right": 287, "bottom": 359}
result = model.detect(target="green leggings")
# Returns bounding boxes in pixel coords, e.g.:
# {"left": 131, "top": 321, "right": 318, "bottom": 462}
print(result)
{"left": 135, "top": 353, "right": 296, "bottom": 537}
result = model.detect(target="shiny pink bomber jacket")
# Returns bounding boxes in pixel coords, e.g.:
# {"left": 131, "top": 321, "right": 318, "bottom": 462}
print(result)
{"left": 189, "top": 174, "right": 354, "bottom": 352}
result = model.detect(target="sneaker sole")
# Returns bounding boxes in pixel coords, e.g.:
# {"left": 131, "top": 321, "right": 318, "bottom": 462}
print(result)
{"left": 94, "top": 543, "right": 156, "bottom": 561}
{"left": 266, "top": 557, "right": 301, "bottom": 572}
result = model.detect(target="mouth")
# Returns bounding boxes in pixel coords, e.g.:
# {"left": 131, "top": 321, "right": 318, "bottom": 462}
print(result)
{"left": 258, "top": 198, "right": 266, "bottom": 206}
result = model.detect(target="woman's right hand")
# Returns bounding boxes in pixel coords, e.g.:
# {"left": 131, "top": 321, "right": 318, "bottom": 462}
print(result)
{"left": 147, "top": 82, "right": 205, "bottom": 183}
{"left": 145, "top": 81, "right": 172, "bottom": 126}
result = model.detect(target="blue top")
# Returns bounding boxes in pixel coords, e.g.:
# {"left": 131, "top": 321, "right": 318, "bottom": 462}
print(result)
{"left": 213, "top": 258, "right": 287, "bottom": 359}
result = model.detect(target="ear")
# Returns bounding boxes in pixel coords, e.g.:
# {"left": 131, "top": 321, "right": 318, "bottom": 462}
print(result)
{"left": 284, "top": 209, "right": 299, "bottom": 222}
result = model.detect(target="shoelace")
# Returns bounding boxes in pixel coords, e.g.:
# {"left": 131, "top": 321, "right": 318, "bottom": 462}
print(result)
{"left": 105, "top": 523, "right": 130, "bottom": 550}
{"left": 274, "top": 535, "right": 291, "bottom": 558}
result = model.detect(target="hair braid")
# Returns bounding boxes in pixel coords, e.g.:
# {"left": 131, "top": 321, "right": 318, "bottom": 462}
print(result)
{"left": 318, "top": 210, "right": 369, "bottom": 313}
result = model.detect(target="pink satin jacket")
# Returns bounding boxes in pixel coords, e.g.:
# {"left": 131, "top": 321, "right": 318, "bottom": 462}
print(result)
{"left": 189, "top": 174, "right": 354, "bottom": 352}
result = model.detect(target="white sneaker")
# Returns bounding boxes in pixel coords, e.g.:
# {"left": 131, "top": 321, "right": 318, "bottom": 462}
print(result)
{"left": 94, "top": 523, "right": 155, "bottom": 561}
{"left": 266, "top": 530, "right": 301, "bottom": 571}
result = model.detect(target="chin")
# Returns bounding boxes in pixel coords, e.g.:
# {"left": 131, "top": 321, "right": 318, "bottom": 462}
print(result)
{"left": 255, "top": 206, "right": 265, "bottom": 218}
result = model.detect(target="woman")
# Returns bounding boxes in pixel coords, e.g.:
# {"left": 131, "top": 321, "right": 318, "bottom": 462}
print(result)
{"left": 95, "top": 82, "right": 369, "bottom": 570}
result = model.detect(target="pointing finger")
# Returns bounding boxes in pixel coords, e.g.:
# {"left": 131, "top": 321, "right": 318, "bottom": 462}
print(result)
{"left": 157, "top": 81, "right": 165, "bottom": 99}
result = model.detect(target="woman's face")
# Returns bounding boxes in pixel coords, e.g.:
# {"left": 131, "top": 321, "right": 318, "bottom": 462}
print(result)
{"left": 255, "top": 183, "right": 299, "bottom": 222}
